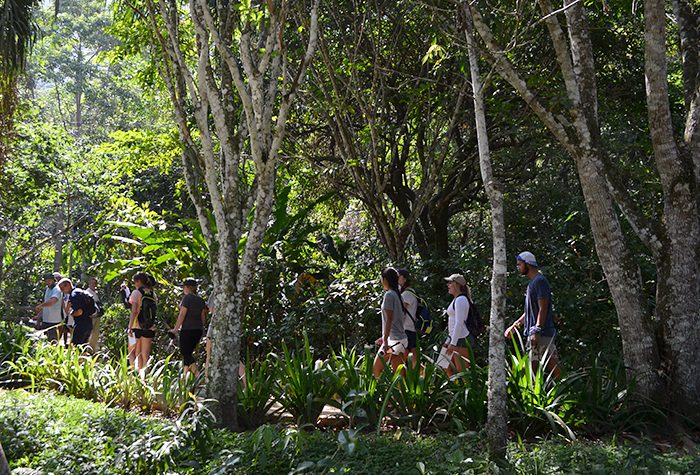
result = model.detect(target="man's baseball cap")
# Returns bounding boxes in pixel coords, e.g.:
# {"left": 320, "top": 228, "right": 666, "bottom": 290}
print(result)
{"left": 444, "top": 273, "right": 467, "bottom": 286}
{"left": 57, "top": 278, "right": 73, "bottom": 287}
{"left": 43, "top": 272, "right": 56, "bottom": 280}
{"left": 516, "top": 251, "right": 538, "bottom": 267}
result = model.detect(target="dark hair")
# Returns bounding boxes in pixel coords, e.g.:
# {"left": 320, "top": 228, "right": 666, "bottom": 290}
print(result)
{"left": 397, "top": 268, "right": 411, "bottom": 288}
{"left": 133, "top": 271, "right": 156, "bottom": 288}
{"left": 381, "top": 267, "right": 400, "bottom": 292}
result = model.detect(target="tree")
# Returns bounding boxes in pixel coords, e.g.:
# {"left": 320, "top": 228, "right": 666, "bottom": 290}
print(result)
{"left": 465, "top": 0, "right": 700, "bottom": 414}
{"left": 117, "top": 0, "right": 320, "bottom": 428}
{"left": 0, "top": 0, "right": 40, "bottom": 164}
{"left": 460, "top": 2, "right": 507, "bottom": 458}
{"left": 301, "top": 0, "right": 477, "bottom": 262}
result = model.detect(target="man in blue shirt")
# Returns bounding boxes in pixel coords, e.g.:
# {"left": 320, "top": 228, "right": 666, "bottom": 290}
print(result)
{"left": 504, "top": 251, "right": 561, "bottom": 378}
{"left": 57, "top": 278, "right": 95, "bottom": 346}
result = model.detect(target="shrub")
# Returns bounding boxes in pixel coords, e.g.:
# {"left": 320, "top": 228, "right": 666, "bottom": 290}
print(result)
{"left": 273, "top": 335, "right": 340, "bottom": 426}
{"left": 329, "top": 345, "right": 391, "bottom": 429}
{"left": 237, "top": 353, "right": 278, "bottom": 430}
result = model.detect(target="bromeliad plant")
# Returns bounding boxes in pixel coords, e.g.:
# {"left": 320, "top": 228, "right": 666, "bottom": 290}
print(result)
{"left": 447, "top": 362, "right": 488, "bottom": 431}
{"left": 383, "top": 350, "right": 451, "bottom": 432}
{"left": 238, "top": 353, "right": 278, "bottom": 430}
{"left": 6, "top": 338, "right": 198, "bottom": 415}
{"left": 329, "top": 345, "right": 390, "bottom": 429}
{"left": 506, "top": 337, "right": 577, "bottom": 439}
{"left": 273, "top": 334, "right": 340, "bottom": 426}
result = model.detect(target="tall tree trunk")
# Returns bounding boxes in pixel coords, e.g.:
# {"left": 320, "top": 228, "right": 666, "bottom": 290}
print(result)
{"left": 468, "top": 1, "right": 663, "bottom": 400}
{"left": 645, "top": 0, "right": 700, "bottom": 413}
{"left": 463, "top": 3, "right": 507, "bottom": 458}
{"left": 54, "top": 206, "right": 64, "bottom": 272}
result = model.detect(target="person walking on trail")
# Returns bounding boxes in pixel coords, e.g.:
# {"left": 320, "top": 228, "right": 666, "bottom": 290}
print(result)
{"left": 504, "top": 251, "right": 561, "bottom": 378}
{"left": 397, "top": 268, "right": 418, "bottom": 362}
{"left": 439, "top": 274, "right": 472, "bottom": 376}
{"left": 128, "top": 272, "right": 157, "bottom": 374}
{"left": 172, "top": 278, "right": 206, "bottom": 377}
{"left": 85, "top": 277, "right": 102, "bottom": 351}
{"left": 373, "top": 267, "right": 408, "bottom": 378}
{"left": 57, "top": 278, "right": 94, "bottom": 346}
{"left": 33, "top": 272, "right": 63, "bottom": 342}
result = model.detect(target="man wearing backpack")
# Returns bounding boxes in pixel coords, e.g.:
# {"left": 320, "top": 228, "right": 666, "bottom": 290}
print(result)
{"left": 57, "top": 278, "right": 95, "bottom": 346}
{"left": 504, "top": 251, "right": 561, "bottom": 378}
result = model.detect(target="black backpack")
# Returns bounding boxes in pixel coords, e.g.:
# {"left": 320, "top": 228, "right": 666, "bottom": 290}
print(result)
{"left": 464, "top": 294, "right": 485, "bottom": 338}
{"left": 73, "top": 288, "right": 97, "bottom": 318}
{"left": 451, "top": 293, "right": 485, "bottom": 338}
{"left": 137, "top": 287, "right": 158, "bottom": 329}
{"left": 403, "top": 288, "right": 433, "bottom": 336}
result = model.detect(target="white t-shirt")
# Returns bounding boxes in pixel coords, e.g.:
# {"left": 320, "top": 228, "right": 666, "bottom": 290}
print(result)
{"left": 401, "top": 289, "right": 418, "bottom": 333}
{"left": 42, "top": 285, "right": 63, "bottom": 324}
{"left": 446, "top": 295, "right": 470, "bottom": 343}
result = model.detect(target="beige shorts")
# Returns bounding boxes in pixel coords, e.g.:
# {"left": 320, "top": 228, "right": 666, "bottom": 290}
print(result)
{"left": 378, "top": 337, "right": 408, "bottom": 357}
{"left": 528, "top": 335, "right": 558, "bottom": 363}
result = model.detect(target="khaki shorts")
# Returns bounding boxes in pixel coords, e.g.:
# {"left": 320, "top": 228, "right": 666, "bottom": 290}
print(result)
{"left": 528, "top": 335, "right": 558, "bottom": 363}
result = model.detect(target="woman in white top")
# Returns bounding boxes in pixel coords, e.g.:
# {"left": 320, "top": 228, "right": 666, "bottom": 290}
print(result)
{"left": 442, "top": 273, "right": 472, "bottom": 376}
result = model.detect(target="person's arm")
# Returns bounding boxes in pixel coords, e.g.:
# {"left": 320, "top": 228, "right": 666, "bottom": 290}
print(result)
{"left": 34, "top": 296, "right": 58, "bottom": 319}
{"left": 382, "top": 307, "right": 393, "bottom": 352}
{"left": 35, "top": 296, "right": 58, "bottom": 311}
{"left": 174, "top": 305, "right": 187, "bottom": 332}
{"left": 70, "top": 294, "right": 85, "bottom": 317}
{"left": 529, "top": 297, "right": 550, "bottom": 344}
{"left": 200, "top": 305, "right": 207, "bottom": 328}
{"left": 504, "top": 313, "right": 525, "bottom": 339}
{"left": 128, "top": 291, "right": 141, "bottom": 333}
{"left": 449, "top": 296, "right": 469, "bottom": 351}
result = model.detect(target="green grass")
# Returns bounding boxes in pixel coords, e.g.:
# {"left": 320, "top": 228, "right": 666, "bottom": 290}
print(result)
{"left": 1, "top": 389, "right": 697, "bottom": 475}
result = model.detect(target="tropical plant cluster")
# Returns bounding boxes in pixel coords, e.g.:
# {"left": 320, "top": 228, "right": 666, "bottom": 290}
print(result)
{"left": 1, "top": 322, "right": 665, "bottom": 441}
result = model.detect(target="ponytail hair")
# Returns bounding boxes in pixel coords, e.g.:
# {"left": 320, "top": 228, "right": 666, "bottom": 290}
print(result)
{"left": 133, "top": 271, "right": 156, "bottom": 289}
{"left": 381, "top": 267, "right": 400, "bottom": 293}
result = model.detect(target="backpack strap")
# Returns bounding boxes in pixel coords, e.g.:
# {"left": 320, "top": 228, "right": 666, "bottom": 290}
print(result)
{"left": 451, "top": 293, "right": 470, "bottom": 311}
{"left": 401, "top": 288, "right": 418, "bottom": 323}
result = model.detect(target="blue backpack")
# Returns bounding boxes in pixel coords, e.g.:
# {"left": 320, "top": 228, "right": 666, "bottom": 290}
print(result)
{"left": 403, "top": 289, "right": 433, "bottom": 335}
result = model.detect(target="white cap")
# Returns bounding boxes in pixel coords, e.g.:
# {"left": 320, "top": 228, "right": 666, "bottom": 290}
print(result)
{"left": 516, "top": 251, "right": 538, "bottom": 267}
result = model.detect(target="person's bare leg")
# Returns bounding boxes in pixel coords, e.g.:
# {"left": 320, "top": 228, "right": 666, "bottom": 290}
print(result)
{"left": 140, "top": 337, "right": 152, "bottom": 374}
{"left": 239, "top": 362, "right": 246, "bottom": 389}
{"left": 545, "top": 356, "right": 561, "bottom": 379}
{"left": 133, "top": 339, "right": 143, "bottom": 371}
{"left": 373, "top": 353, "right": 389, "bottom": 378}
{"left": 390, "top": 352, "right": 406, "bottom": 375}
{"left": 204, "top": 337, "right": 212, "bottom": 381}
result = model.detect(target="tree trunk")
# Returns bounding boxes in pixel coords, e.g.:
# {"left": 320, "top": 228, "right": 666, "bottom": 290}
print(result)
{"left": 463, "top": 3, "right": 508, "bottom": 459}
{"left": 0, "top": 442, "right": 10, "bottom": 475}
{"left": 54, "top": 206, "right": 64, "bottom": 272}
{"left": 208, "top": 258, "right": 242, "bottom": 429}
{"left": 468, "top": 1, "right": 663, "bottom": 400}
{"left": 645, "top": 0, "right": 700, "bottom": 413}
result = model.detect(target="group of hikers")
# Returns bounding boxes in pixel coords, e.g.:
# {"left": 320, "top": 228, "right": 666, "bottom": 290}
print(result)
{"left": 31, "top": 249, "right": 560, "bottom": 381}
{"left": 373, "top": 251, "right": 560, "bottom": 378}
{"left": 32, "top": 271, "right": 210, "bottom": 377}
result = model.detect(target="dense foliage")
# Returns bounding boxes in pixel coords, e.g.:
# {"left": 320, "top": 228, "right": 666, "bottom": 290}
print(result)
{"left": 2, "top": 390, "right": 697, "bottom": 475}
